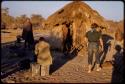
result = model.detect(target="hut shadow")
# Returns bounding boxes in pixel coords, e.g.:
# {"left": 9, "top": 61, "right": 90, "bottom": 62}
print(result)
{"left": 49, "top": 44, "right": 84, "bottom": 74}
{"left": 111, "top": 45, "right": 124, "bottom": 83}
{"left": 100, "top": 34, "right": 114, "bottom": 65}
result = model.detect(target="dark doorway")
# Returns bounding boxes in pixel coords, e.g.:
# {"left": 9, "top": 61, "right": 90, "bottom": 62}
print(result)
{"left": 63, "top": 22, "right": 73, "bottom": 53}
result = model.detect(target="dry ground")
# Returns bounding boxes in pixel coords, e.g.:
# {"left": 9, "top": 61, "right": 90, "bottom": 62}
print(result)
{"left": 1, "top": 29, "right": 123, "bottom": 83}
{"left": 1, "top": 52, "right": 114, "bottom": 83}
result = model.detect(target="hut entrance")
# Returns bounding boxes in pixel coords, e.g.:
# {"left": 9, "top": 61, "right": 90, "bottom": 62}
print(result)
{"left": 63, "top": 22, "right": 73, "bottom": 53}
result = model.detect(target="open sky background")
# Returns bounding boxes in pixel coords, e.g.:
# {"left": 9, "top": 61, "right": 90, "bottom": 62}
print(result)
{"left": 2, "top": 1, "right": 124, "bottom": 21}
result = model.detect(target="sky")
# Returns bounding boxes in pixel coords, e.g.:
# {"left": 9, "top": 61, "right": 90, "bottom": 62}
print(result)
{"left": 1, "top": 1, "right": 124, "bottom": 21}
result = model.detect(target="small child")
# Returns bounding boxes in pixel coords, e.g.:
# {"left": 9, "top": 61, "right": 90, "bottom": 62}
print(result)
{"left": 112, "top": 45, "right": 123, "bottom": 74}
{"left": 32, "top": 37, "right": 52, "bottom": 77}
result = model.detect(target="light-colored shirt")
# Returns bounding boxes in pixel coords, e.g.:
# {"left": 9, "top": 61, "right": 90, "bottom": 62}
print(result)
{"left": 35, "top": 41, "right": 52, "bottom": 66}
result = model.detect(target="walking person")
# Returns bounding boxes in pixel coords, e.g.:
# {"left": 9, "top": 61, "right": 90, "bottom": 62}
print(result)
{"left": 85, "top": 23, "right": 104, "bottom": 73}
{"left": 22, "top": 18, "right": 34, "bottom": 49}
{"left": 33, "top": 37, "right": 52, "bottom": 76}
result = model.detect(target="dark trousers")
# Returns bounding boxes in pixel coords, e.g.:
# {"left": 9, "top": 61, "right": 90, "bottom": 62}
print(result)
{"left": 24, "top": 40, "right": 34, "bottom": 50}
{"left": 88, "top": 42, "right": 100, "bottom": 65}
{"left": 24, "top": 41, "right": 30, "bottom": 48}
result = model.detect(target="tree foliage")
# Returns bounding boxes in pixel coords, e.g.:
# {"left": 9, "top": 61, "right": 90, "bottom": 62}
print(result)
{"left": 15, "top": 14, "right": 28, "bottom": 28}
{"left": 1, "top": 7, "right": 45, "bottom": 29}
{"left": 1, "top": 7, "right": 15, "bottom": 29}
{"left": 31, "top": 14, "right": 45, "bottom": 27}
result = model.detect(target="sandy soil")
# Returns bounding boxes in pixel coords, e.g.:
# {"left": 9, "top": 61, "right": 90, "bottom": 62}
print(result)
{"left": 1, "top": 29, "right": 123, "bottom": 83}
{"left": 1, "top": 53, "right": 114, "bottom": 83}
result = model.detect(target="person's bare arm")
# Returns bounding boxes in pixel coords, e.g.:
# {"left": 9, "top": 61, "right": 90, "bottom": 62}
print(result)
{"left": 99, "top": 38, "right": 104, "bottom": 51}
{"left": 84, "top": 37, "right": 88, "bottom": 47}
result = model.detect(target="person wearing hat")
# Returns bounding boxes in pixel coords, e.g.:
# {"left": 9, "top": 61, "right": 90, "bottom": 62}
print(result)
{"left": 85, "top": 23, "right": 104, "bottom": 73}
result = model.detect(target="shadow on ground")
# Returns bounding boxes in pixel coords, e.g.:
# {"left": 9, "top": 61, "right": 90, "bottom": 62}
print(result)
{"left": 50, "top": 44, "right": 84, "bottom": 74}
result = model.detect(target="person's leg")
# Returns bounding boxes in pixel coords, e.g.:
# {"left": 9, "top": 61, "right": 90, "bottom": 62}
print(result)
{"left": 45, "top": 65, "right": 50, "bottom": 76}
{"left": 32, "top": 63, "right": 40, "bottom": 77}
{"left": 88, "top": 49, "right": 93, "bottom": 65}
{"left": 31, "top": 63, "right": 35, "bottom": 77}
{"left": 24, "top": 40, "right": 29, "bottom": 49}
{"left": 27, "top": 40, "right": 32, "bottom": 49}
{"left": 28, "top": 42, "right": 30, "bottom": 49}
{"left": 94, "top": 46, "right": 101, "bottom": 71}
{"left": 24, "top": 41, "right": 27, "bottom": 48}
{"left": 88, "top": 43, "right": 93, "bottom": 73}
{"left": 40, "top": 65, "right": 46, "bottom": 76}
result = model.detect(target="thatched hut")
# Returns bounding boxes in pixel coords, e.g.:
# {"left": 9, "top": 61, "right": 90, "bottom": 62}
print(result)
{"left": 45, "top": 1, "right": 109, "bottom": 53}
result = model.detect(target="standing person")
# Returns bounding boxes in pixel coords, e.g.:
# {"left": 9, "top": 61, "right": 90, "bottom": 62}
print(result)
{"left": 22, "top": 18, "right": 34, "bottom": 49}
{"left": 85, "top": 23, "right": 104, "bottom": 73}
{"left": 98, "top": 26, "right": 114, "bottom": 63}
{"left": 34, "top": 37, "right": 52, "bottom": 76}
